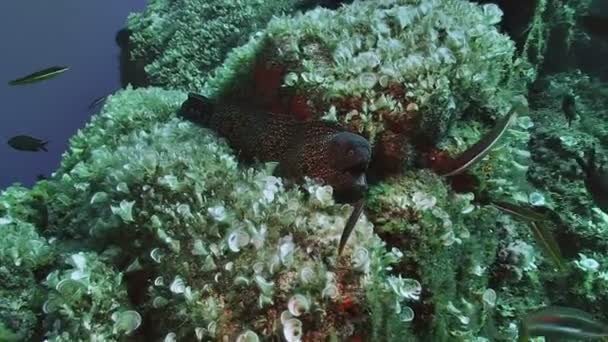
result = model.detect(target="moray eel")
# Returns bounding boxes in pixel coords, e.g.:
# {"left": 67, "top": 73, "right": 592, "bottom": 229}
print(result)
{"left": 178, "top": 93, "right": 371, "bottom": 253}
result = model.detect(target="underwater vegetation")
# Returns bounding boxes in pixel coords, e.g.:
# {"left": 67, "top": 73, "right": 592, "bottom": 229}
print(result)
{"left": 2, "top": 0, "right": 608, "bottom": 341}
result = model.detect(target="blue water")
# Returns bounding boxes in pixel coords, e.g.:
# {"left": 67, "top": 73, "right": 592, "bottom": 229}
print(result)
{"left": 0, "top": 0, "right": 147, "bottom": 188}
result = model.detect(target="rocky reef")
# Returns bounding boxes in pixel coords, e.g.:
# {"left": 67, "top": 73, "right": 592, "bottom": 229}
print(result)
{"left": 126, "top": 0, "right": 303, "bottom": 91}
{"left": 3, "top": 0, "right": 608, "bottom": 341}
{"left": 526, "top": 70, "right": 608, "bottom": 311}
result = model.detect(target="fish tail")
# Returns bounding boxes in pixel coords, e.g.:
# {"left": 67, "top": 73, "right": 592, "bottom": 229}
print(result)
{"left": 40, "top": 141, "right": 49, "bottom": 152}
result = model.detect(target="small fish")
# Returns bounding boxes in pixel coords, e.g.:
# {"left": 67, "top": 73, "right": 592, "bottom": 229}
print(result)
{"left": 88, "top": 95, "right": 108, "bottom": 109}
{"left": 575, "top": 146, "right": 608, "bottom": 214}
{"left": 36, "top": 174, "right": 47, "bottom": 181}
{"left": 338, "top": 199, "right": 365, "bottom": 256}
{"left": 519, "top": 306, "right": 608, "bottom": 341}
{"left": 7, "top": 135, "right": 49, "bottom": 152}
{"left": 439, "top": 100, "right": 526, "bottom": 177}
{"left": 491, "top": 200, "right": 566, "bottom": 272}
{"left": 562, "top": 93, "right": 576, "bottom": 127}
{"left": 8, "top": 66, "right": 69, "bottom": 86}
{"left": 490, "top": 200, "right": 549, "bottom": 222}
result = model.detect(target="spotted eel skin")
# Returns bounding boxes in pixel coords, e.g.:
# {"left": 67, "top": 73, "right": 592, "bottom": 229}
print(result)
{"left": 177, "top": 93, "right": 371, "bottom": 202}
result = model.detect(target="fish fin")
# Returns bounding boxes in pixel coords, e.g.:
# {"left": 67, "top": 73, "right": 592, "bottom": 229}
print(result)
{"left": 338, "top": 199, "right": 365, "bottom": 256}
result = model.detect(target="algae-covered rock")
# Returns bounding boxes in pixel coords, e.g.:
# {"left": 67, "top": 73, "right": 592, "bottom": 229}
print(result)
{"left": 11, "top": 85, "right": 542, "bottom": 341}
{"left": 128, "top": 0, "right": 535, "bottom": 174}
{"left": 525, "top": 71, "right": 608, "bottom": 321}
{"left": 42, "top": 252, "right": 137, "bottom": 341}
{"left": 0, "top": 186, "right": 55, "bottom": 342}
{"left": 0, "top": 87, "right": 418, "bottom": 340}
{"left": 0, "top": 84, "right": 602, "bottom": 342}
{"left": 201, "top": 0, "right": 533, "bottom": 174}
{"left": 4, "top": 0, "right": 608, "bottom": 340}
{"left": 126, "top": 0, "right": 302, "bottom": 91}
{"left": 365, "top": 170, "right": 552, "bottom": 340}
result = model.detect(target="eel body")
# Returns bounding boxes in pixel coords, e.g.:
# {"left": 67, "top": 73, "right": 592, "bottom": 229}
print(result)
{"left": 178, "top": 93, "right": 372, "bottom": 255}
{"left": 178, "top": 93, "right": 371, "bottom": 201}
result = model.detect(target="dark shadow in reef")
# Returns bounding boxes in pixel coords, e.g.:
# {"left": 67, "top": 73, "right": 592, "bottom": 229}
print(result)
{"left": 470, "top": 0, "right": 537, "bottom": 49}
{"left": 115, "top": 27, "right": 150, "bottom": 88}
{"left": 541, "top": 0, "right": 608, "bottom": 81}
{"left": 295, "top": 0, "right": 355, "bottom": 11}
{"left": 472, "top": 0, "right": 608, "bottom": 81}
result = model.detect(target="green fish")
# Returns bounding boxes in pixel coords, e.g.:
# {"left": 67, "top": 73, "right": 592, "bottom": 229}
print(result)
{"left": 7, "top": 135, "right": 49, "bottom": 152}
{"left": 438, "top": 98, "right": 528, "bottom": 177}
{"left": 519, "top": 306, "right": 608, "bottom": 341}
{"left": 439, "top": 105, "right": 519, "bottom": 177}
{"left": 8, "top": 66, "right": 69, "bottom": 86}
{"left": 491, "top": 200, "right": 566, "bottom": 272}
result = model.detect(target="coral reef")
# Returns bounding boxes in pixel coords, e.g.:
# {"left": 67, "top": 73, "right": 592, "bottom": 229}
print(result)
{"left": 3, "top": 0, "right": 608, "bottom": 341}
{"left": 201, "top": 0, "right": 534, "bottom": 176}
{"left": 126, "top": 0, "right": 302, "bottom": 91}
{"left": 0, "top": 85, "right": 554, "bottom": 341}
{"left": 526, "top": 70, "right": 608, "bottom": 318}
{"left": 1, "top": 88, "right": 419, "bottom": 340}
{"left": 0, "top": 186, "right": 55, "bottom": 342}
